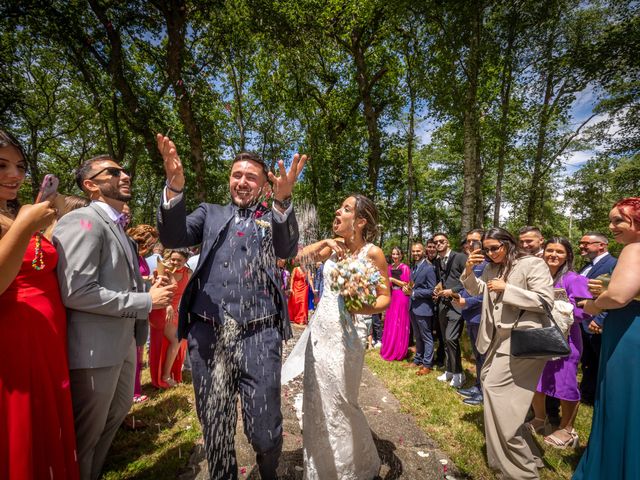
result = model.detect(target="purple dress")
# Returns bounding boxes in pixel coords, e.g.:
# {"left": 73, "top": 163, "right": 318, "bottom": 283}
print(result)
{"left": 380, "top": 263, "right": 411, "bottom": 361}
{"left": 537, "top": 271, "right": 592, "bottom": 401}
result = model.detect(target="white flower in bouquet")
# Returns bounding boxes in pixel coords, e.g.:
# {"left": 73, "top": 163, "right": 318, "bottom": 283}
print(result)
{"left": 329, "top": 257, "right": 384, "bottom": 311}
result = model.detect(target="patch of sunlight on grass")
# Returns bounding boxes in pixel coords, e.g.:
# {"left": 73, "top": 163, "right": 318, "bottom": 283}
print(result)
{"left": 366, "top": 336, "right": 592, "bottom": 480}
{"left": 101, "top": 355, "right": 202, "bottom": 480}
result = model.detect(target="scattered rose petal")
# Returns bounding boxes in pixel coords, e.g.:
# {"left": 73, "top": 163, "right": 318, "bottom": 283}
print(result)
{"left": 417, "top": 451, "right": 429, "bottom": 458}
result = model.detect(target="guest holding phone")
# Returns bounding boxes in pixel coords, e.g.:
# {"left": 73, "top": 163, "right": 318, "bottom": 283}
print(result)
{"left": 461, "top": 227, "right": 553, "bottom": 480}
{"left": 0, "top": 130, "right": 79, "bottom": 479}
{"left": 380, "top": 246, "right": 411, "bottom": 361}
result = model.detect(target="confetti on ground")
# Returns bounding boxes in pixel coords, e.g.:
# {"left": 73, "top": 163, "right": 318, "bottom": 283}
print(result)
{"left": 417, "top": 451, "right": 429, "bottom": 458}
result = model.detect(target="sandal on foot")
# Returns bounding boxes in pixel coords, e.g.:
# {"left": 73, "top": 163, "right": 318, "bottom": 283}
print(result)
{"left": 162, "top": 377, "right": 178, "bottom": 388}
{"left": 133, "top": 394, "right": 149, "bottom": 403}
{"left": 525, "top": 417, "right": 546, "bottom": 436}
{"left": 544, "top": 428, "right": 579, "bottom": 449}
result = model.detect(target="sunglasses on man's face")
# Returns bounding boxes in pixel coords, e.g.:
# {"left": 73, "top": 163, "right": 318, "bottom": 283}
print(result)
{"left": 482, "top": 244, "right": 503, "bottom": 255}
{"left": 88, "top": 166, "right": 130, "bottom": 180}
{"left": 434, "top": 239, "right": 447, "bottom": 245}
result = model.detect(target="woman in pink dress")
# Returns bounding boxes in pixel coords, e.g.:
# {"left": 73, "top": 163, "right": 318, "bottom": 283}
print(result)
{"left": 0, "top": 130, "right": 79, "bottom": 479}
{"left": 380, "top": 246, "right": 411, "bottom": 360}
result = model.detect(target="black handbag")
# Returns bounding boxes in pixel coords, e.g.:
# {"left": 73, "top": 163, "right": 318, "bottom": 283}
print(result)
{"left": 510, "top": 303, "right": 570, "bottom": 359}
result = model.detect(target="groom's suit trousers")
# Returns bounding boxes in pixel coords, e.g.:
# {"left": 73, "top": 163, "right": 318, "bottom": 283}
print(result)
{"left": 188, "top": 318, "right": 283, "bottom": 480}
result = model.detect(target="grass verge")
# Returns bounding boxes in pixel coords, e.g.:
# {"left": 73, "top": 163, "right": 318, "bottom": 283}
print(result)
{"left": 365, "top": 343, "right": 591, "bottom": 480}
{"left": 101, "top": 364, "right": 202, "bottom": 480}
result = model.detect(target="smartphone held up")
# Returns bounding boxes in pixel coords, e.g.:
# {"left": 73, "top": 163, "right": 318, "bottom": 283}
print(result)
{"left": 36, "top": 174, "right": 59, "bottom": 203}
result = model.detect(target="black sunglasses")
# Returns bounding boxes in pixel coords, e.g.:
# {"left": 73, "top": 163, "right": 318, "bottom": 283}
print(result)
{"left": 482, "top": 244, "right": 503, "bottom": 255}
{"left": 88, "top": 166, "right": 130, "bottom": 180}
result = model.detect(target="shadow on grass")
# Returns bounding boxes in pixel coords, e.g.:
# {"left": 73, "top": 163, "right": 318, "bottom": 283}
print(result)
{"left": 461, "top": 409, "right": 484, "bottom": 434}
{"left": 102, "top": 392, "right": 198, "bottom": 479}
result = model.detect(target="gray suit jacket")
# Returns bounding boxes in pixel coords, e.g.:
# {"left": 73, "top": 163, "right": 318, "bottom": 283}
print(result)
{"left": 53, "top": 203, "right": 151, "bottom": 370}
{"left": 461, "top": 256, "right": 554, "bottom": 356}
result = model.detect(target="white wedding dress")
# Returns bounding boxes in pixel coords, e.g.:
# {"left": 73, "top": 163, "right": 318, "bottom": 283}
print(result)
{"left": 283, "top": 245, "right": 381, "bottom": 479}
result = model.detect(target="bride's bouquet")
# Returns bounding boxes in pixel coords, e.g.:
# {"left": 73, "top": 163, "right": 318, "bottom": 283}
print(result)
{"left": 330, "top": 257, "right": 384, "bottom": 311}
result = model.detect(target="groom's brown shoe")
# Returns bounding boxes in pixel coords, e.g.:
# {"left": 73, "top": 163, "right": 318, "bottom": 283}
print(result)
{"left": 416, "top": 367, "right": 432, "bottom": 376}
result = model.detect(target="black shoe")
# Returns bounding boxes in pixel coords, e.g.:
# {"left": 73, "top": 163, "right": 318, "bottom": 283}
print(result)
{"left": 457, "top": 386, "right": 481, "bottom": 398}
{"left": 463, "top": 393, "right": 483, "bottom": 406}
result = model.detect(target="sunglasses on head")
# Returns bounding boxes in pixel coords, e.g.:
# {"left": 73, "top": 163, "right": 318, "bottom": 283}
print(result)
{"left": 88, "top": 166, "right": 130, "bottom": 180}
{"left": 482, "top": 244, "right": 503, "bottom": 254}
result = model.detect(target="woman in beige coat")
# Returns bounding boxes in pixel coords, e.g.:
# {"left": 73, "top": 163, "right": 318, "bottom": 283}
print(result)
{"left": 461, "top": 227, "right": 554, "bottom": 480}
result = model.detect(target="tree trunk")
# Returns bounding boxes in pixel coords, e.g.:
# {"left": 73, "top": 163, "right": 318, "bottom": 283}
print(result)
{"left": 493, "top": 21, "right": 516, "bottom": 226}
{"left": 460, "top": 3, "right": 483, "bottom": 236}
{"left": 86, "top": 0, "right": 163, "bottom": 185}
{"left": 350, "top": 33, "right": 385, "bottom": 198}
{"left": 159, "top": 0, "right": 207, "bottom": 203}
{"left": 406, "top": 70, "right": 416, "bottom": 256}
{"left": 526, "top": 31, "right": 557, "bottom": 226}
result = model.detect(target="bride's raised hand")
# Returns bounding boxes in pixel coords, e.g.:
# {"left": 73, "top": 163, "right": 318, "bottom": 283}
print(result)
{"left": 325, "top": 238, "right": 348, "bottom": 259}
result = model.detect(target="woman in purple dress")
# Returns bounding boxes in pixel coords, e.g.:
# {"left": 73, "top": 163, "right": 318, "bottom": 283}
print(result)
{"left": 528, "top": 237, "right": 591, "bottom": 448}
{"left": 380, "top": 246, "right": 411, "bottom": 360}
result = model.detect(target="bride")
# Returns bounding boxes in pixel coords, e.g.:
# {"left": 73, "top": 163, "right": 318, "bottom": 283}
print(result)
{"left": 283, "top": 194, "right": 390, "bottom": 479}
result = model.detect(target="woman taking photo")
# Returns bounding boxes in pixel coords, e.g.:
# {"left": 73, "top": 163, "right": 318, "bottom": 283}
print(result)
{"left": 0, "top": 130, "right": 79, "bottom": 479}
{"left": 380, "top": 246, "right": 411, "bottom": 361}
{"left": 573, "top": 197, "right": 640, "bottom": 480}
{"left": 528, "top": 237, "right": 591, "bottom": 448}
{"left": 461, "top": 227, "right": 553, "bottom": 480}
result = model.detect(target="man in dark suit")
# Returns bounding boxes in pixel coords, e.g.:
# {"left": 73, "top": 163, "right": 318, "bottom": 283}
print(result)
{"left": 432, "top": 233, "right": 468, "bottom": 388}
{"left": 405, "top": 242, "right": 437, "bottom": 375}
{"left": 156, "top": 134, "right": 305, "bottom": 480}
{"left": 578, "top": 231, "right": 617, "bottom": 404}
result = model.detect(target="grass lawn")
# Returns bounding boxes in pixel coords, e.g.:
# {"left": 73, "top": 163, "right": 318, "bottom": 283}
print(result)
{"left": 102, "top": 341, "right": 591, "bottom": 479}
{"left": 101, "top": 365, "right": 202, "bottom": 480}
{"left": 365, "top": 340, "right": 591, "bottom": 480}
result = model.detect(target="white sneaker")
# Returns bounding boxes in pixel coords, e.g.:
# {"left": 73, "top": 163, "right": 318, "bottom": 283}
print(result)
{"left": 373, "top": 341, "right": 381, "bottom": 349}
{"left": 437, "top": 372, "right": 453, "bottom": 382}
{"left": 450, "top": 373, "right": 466, "bottom": 388}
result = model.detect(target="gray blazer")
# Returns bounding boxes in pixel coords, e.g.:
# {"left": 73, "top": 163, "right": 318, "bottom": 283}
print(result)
{"left": 461, "top": 256, "right": 554, "bottom": 356}
{"left": 53, "top": 203, "right": 151, "bottom": 370}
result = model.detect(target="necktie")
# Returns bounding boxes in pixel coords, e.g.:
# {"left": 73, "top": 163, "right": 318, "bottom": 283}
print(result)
{"left": 238, "top": 208, "right": 251, "bottom": 219}
{"left": 115, "top": 213, "right": 129, "bottom": 228}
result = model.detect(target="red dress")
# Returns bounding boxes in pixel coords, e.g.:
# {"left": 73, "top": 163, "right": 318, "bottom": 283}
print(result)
{"left": 149, "top": 267, "right": 190, "bottom": 388}
{"left": 287, "top": 267, "right": 309, "bottom": 325}
{"left": 0, "top": 235, "right": 79, "bottom": 480}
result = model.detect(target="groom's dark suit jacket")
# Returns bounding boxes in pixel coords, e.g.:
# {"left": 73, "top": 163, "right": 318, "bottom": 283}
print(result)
{"left": 158, "top": 197, "right": 298, "bottom": 340}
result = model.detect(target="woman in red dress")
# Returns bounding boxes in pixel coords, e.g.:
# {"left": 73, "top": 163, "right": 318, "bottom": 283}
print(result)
{"left": 0, "top": 130, "right": 79, "bottom": 479}
{"left": 288, "top": 264, "right": 309, "bottom": 325}
{"left": 149, "top": 249, "right": 191, "bottom": 388}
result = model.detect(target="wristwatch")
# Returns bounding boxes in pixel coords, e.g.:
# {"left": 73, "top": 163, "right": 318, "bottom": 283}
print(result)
{"left": 274, "top": 196, "right": 292, "bottom": 210}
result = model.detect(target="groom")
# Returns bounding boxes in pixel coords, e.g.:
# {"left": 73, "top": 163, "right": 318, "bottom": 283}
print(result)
{"left": 156, "top": 134, "right": 305, "bottom": 479}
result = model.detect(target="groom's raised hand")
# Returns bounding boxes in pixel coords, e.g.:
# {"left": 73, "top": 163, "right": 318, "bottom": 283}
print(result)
{"left": 268, "top": 153, "right": 307, "bottom": 211}
{"left": 156, "top": 133, "right": 185, "bottom": 200}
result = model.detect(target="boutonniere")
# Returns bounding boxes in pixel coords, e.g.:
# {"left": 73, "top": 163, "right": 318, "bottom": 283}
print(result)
{"left": 255, "top": 219, "right": 271, "bottom": 229}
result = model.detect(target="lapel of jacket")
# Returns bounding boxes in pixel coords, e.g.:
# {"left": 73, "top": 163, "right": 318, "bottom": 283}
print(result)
{"left": 190, "top": 203, "right": 235, "bottom": 280}
{"left": 90, "top": 204, "right": 137, "bottom": 279}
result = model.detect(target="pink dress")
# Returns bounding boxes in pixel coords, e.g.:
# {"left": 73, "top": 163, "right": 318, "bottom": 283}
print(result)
{"left": 380, "top": 263, "right": 411, "bottom": 361}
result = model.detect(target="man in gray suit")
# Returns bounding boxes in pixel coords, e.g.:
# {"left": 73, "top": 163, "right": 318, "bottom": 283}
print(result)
{"left": 156, "top": 134, "right": 305, "bottom": 479}
{"left": 53, "top": 155, "right": 175, "bottom": 480}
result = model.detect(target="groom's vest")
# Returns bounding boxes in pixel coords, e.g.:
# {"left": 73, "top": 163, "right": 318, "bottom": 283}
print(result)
{"left": 190, "top": 211, "right": 279, "bottom": 326}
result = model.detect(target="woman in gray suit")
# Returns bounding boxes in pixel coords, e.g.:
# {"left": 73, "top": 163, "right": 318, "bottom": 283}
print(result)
{"left": 461, "top": 227, "right": 554, "bottom": 480}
